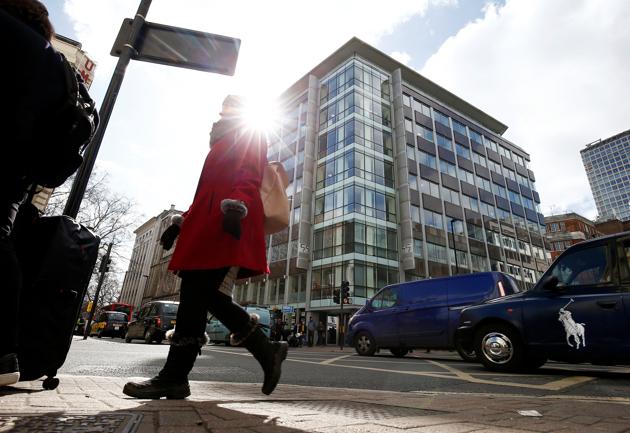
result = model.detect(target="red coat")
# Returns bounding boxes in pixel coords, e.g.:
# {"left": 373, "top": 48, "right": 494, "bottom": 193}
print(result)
{"left": 169, "top": 128, "right": 269, "bottom": 278}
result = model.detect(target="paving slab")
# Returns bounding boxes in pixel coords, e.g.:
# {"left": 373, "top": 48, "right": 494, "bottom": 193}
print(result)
{"left": 1, "top": 375, "right": 630, "bottom": 432}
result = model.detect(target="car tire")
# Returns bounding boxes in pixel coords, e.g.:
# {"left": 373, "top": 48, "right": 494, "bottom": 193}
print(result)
{"left": 124, "top": 332, "right": 132, "bottom": 343}
{"left": 475, "top": 323, "right": 525, "bottom": 372}
{"left": 390, "top": 348, "right": 409, "bottom": 358}
{"left": 454, "top": 338, "right": 477, "bottom": 362}
{"left": 144, "top": 329, "right": 153, "bottom": 344}
{"left": 354, "top": 331, "right": 376, "bottom": 356}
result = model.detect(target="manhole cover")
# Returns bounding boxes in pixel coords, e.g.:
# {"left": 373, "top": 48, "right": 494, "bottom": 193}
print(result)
{"left": 222, "top": 400, "right": 445, "bottom": 421}
{"left": 0, "top": 413, "right": 142, "bottom": 433}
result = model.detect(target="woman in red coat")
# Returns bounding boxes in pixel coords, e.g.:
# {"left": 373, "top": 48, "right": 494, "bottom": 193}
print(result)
{"left": 124, "top": 95, "right": 288, "bottom": 399}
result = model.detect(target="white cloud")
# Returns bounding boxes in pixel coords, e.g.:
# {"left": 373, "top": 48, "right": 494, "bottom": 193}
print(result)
{"left": 421, "top": 0, "right": 630, "bottom": 219}
{"left": 390, "top": 50, "right": 412, "bottom": 65}
{"left": 61, "top": 0, "right": 442, "bottom": 220}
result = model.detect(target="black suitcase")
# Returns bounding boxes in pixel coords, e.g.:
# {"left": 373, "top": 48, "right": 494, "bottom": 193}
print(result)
{"left": 14, "top": 215, "right": 100, "bottom": 389}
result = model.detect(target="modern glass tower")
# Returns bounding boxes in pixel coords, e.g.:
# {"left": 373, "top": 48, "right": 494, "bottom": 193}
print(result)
{"left": 581, "top": 129, "right": 630, "bottom": 222}
{"left": 231, "top": 38, "right": 549, "bottom": 327}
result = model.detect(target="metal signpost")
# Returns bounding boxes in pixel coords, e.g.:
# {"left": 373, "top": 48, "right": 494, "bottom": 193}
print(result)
{"left": 64, "top": 0, "right": 240, "bottom": 217}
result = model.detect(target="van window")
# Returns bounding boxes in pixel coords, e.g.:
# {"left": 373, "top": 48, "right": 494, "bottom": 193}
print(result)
{"left": 372, "top": 287, "right": 398, "bottom": 310}
{"left": 404, "top": 280, "right": 447, "bottom": 305}
{"left": 108, "top": 312, "right": 127, "bottom": 322}
{"left": 550, "top": 244, "right": 612, "bottom": 287}
{"left": 501, "top": 276, "right": 521, "bottom": 295}
{"left": 619, "top": 239, "right": 630, "bottom": 283}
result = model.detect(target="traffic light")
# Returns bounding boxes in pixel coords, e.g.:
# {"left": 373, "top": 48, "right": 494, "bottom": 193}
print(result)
{"left": 333, "top": 288, "right": 340, "bottom": 304}
{"left": 341, "top": 280, "right": 350, "bottom": 304}
{"left": 99, "top": 257, "right": 111, "bottom": 274}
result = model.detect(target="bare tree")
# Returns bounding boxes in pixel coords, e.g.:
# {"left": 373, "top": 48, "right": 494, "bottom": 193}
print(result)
{"left": 45, "top": 168, "right": 140, "bottom": 308}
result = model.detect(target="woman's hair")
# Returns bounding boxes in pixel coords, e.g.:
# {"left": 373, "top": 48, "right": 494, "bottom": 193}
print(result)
{"left": 0, "top": 0, "right": 54, "bottom": 41}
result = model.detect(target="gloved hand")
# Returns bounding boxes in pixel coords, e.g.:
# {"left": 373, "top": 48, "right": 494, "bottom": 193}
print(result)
{"left": 160, "top": 224, "right": 181, "bottom": 250}
{"left": 222, "top": 209, "right": 242, "bottom": 240}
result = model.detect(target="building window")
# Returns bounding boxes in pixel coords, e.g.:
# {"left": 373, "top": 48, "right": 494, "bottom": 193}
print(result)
{"left": 436, "top": 133, "right": 453, "bottom": 151}
{"left": 434, "top": 110, "right": 450, "bottom": 127}
{"left": 408, "top": 173, "right": 418, "bottom": 190}
{"left": 403, "top": 94, "right": 411, "bottom": 107}
{"left": 411, "top": 205, "right": 421, "bottom": 224}
{"left": 420, "top": 179, "right": 440, "bottom": 198}
{"left": 469, "top": 129, "right": 482, "bottom": 144}
{"left": 439, "top": 159, "right": 457, "bottom": 177}
{"left": 426, "top": 242, "right": 448, "bottom": 264}
{"left": 458, "top": 167, "right": 475, "bottom": 185}
{"left": 418, "top": 151, "right": 437, "bottom": 169}
{"left": 467, "top": 222, "right": 484, "bottom": 241}
{"left": 423, "top": 209, "right": 443, "bottom": 230}
{"left": 417, "top": 124, "right": 434, "bottom": 142}
{"left": 455, "top": 143, "right": 471, "bottom": 160}
{"left": 412, "top": 99, "right": 432, "bottom": 118}
{"left": 413, "top": 239, "right": 423, "bottom": 258}
{"left": 293, "top": 206, "right": 301, "bottom": 225}
{"left": 472, "top": 151, "right": 487, "bottom": 167}
{"left": 441, "top": 187, "right": 460, "bottom": 206}
{"left": 452, "top": 119, "right": 467, "bottom": 136}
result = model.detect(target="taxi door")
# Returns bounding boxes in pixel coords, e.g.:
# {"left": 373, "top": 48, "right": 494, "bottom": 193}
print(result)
{"left": 523, "top": 239, "right": 628, "bottom": 360}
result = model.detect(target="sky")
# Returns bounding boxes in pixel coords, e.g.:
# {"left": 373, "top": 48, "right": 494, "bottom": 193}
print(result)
{"left": 44, "top": 0, "right": 629, "bottom": 229}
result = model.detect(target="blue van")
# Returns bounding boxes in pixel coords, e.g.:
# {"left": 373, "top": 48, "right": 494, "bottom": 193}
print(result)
{"left": 206, "top": 306, "right": 271, "bottom": 345}
{"left": 346, "top": 272, "right": 520, "bottom": 360}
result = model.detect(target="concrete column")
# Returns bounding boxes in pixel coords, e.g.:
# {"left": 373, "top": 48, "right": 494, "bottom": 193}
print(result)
{"left": 392, "top": 69, "right": 415, "bottom": 271}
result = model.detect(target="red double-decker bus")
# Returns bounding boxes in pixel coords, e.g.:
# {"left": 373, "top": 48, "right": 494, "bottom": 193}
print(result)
{"left": 101, "top": 303, "right": 134, "bottom": 322}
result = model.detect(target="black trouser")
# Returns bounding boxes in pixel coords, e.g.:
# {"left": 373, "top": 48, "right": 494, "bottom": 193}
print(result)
{"left": 161, "top": 268, "right": 251, "bottom": 380}
{"left": 1, "top": 175, "right": 30, "bottom": 357}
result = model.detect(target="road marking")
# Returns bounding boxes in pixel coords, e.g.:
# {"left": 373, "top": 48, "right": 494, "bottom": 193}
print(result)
{"left": 410, "top": 390, "right": 630, "bottom": 405}
{"left": 320, "top": 355, "right": 352, "bottom": 365}
{"left": 206, "top": 347, "right": 597, "bottom": 391}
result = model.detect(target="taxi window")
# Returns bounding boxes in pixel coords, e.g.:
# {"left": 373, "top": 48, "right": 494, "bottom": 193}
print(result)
{"left": 619, "top": 239, "right": 630, "bottom": 283}
{"left": 371, "top": 287, "right": 398, "bottom": 310}
{"left": 550, "top": 244, "right": 612, "bottom": 287}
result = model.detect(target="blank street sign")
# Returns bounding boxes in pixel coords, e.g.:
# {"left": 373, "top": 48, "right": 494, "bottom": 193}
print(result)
{"left": 111, "top": 19, "right": 240, "bottom": 75}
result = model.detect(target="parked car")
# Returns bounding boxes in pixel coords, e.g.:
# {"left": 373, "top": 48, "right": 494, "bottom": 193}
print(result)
{"left": 206, "top": 306, "right": 271, "bottom": 345}
{"left": 346, "top": 272, "right": 520, "bottom": 360}
{"left": 456, "top": 231, "right": 630, "bottom": 372}
{"left": 125, "top": 300, "right": 179, "bottom": 344}
{"left": 89, "top": 311, "right": 128, "bottom": 338}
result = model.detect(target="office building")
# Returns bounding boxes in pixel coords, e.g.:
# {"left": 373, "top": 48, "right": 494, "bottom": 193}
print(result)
{"left": 228, "top": 37, "right": 549, "bottom": 330}
{"left": 544, "top": 213, "right": 601, "bottom": 260}
{"left": 581, "top": 129, "right": 630, "bottom": 222}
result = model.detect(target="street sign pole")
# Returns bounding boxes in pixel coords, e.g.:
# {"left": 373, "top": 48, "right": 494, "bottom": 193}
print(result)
{"left": 339, "top": 286, "right": 344, "bottom": 351}
{"left": 64, "top": 0, "right": 152, "bottom": 218}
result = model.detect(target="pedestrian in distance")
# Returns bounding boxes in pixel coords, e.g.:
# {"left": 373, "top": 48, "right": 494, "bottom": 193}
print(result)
{"left": 123, "top": 95, "right": 288, "bottom": 399}
{"left": 307, "top": 317, "right": 316, "bottom": 347}
{"left": 0, "top": 0, "right": 76, "bottom": 388}
{"left": 317, "top": 320, "right": 326, "bottom": 346}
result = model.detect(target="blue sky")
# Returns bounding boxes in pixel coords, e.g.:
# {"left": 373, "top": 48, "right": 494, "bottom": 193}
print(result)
{"left": 42, "top": 0, "right": 630, "bottom": 231}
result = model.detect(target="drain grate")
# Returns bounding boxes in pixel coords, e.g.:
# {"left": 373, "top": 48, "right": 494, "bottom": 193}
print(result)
{"left": 0, "top": 413, "right": 143, "bottom": 433}
{"left": 222, "top": 400, "right": 445, "bottom": 421}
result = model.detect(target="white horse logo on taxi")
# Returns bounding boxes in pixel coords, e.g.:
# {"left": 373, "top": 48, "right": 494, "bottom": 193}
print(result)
{"left": 558, "top": 299, "right": 586, "bottom": 349}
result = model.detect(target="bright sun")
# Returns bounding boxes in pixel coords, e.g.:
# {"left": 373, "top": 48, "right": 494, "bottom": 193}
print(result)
{"left": 240, "top": 96, "right": 281, "bottom": 134}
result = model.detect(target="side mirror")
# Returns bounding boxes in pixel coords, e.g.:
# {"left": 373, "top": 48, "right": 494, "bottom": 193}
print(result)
{"left": 540, "top": 275, "right": 560, "bottom": 291}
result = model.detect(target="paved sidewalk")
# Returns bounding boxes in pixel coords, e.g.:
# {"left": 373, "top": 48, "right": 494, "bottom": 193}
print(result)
{"left": 2, "top": 375, "right": 630, "bottom": 432}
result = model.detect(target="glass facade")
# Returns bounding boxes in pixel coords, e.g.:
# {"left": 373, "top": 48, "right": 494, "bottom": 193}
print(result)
{"left": 313, "top": 59, "right": 400, "bottom": 306}
{"left": 581, "top": 130, "right": 630, "bottom": 222}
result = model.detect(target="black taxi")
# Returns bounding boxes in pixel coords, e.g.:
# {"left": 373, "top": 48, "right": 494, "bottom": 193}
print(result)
{"left": 456, "top": 231, "right": 630, "bottom": 372}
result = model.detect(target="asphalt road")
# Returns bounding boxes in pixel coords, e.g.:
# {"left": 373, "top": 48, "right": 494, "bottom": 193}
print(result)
{"left": 60, "top": 336, "right": 630, "bottom": 401}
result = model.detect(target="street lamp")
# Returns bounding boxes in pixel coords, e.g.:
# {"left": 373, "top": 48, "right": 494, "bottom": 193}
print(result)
{"left": 450, "top": 218, "right": 461, "bottom": 275}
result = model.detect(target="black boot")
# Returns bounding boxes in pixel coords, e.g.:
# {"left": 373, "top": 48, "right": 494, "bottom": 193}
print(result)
{"left": 122, "top": 375, "right": 190, "bottom": 399}
{"left": 242, "top": 328, "right": 288, "bottom": 395}
{"left": 123, "top": 339, "right": 202, "bottom": 399}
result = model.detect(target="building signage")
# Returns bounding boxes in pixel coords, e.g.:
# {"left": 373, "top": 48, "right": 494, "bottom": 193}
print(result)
{"left": 282, "top": 306, "right": 295, "bottom": 313}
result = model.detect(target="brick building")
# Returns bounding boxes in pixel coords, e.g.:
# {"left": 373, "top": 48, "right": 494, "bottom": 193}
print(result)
{"left": 544, "top": 213, "right": 601, "bottom": 260}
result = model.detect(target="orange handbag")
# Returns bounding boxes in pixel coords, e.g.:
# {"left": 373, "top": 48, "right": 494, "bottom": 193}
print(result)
{"left": 260, "top": 161, "right": 290, "bottom": 234}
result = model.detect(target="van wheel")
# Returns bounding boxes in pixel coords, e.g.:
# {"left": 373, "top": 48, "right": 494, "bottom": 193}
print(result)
{"left": 454, "top": 338, "right": 477, "bottom": 362}
{"left": 390, "top": 348, "right": 409, "bottom": 358}
{"left": 475, "top": 323, "right": 525, "bottom": 372}
{"left": 144, "top": 329, "right": 153, "bottom": 344}
{"left": 354, "top": 331, "right": 376, "bottom": 356}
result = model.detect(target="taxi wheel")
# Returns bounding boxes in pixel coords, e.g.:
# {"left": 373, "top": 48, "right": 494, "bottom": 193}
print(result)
{"left": 124, "top": 333, "right": 132, "bottom": 343}
{"left": 354, "top": 331, "right": 376, "bottom": 356}
{"left": 475, "top": 323, "right": 524, "bottom": 372}
{"left": 144, "top": 329, "right": 154, "bottom": 344}
{"left": 97, "top": 330, "right": 102, "bottom": 338}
